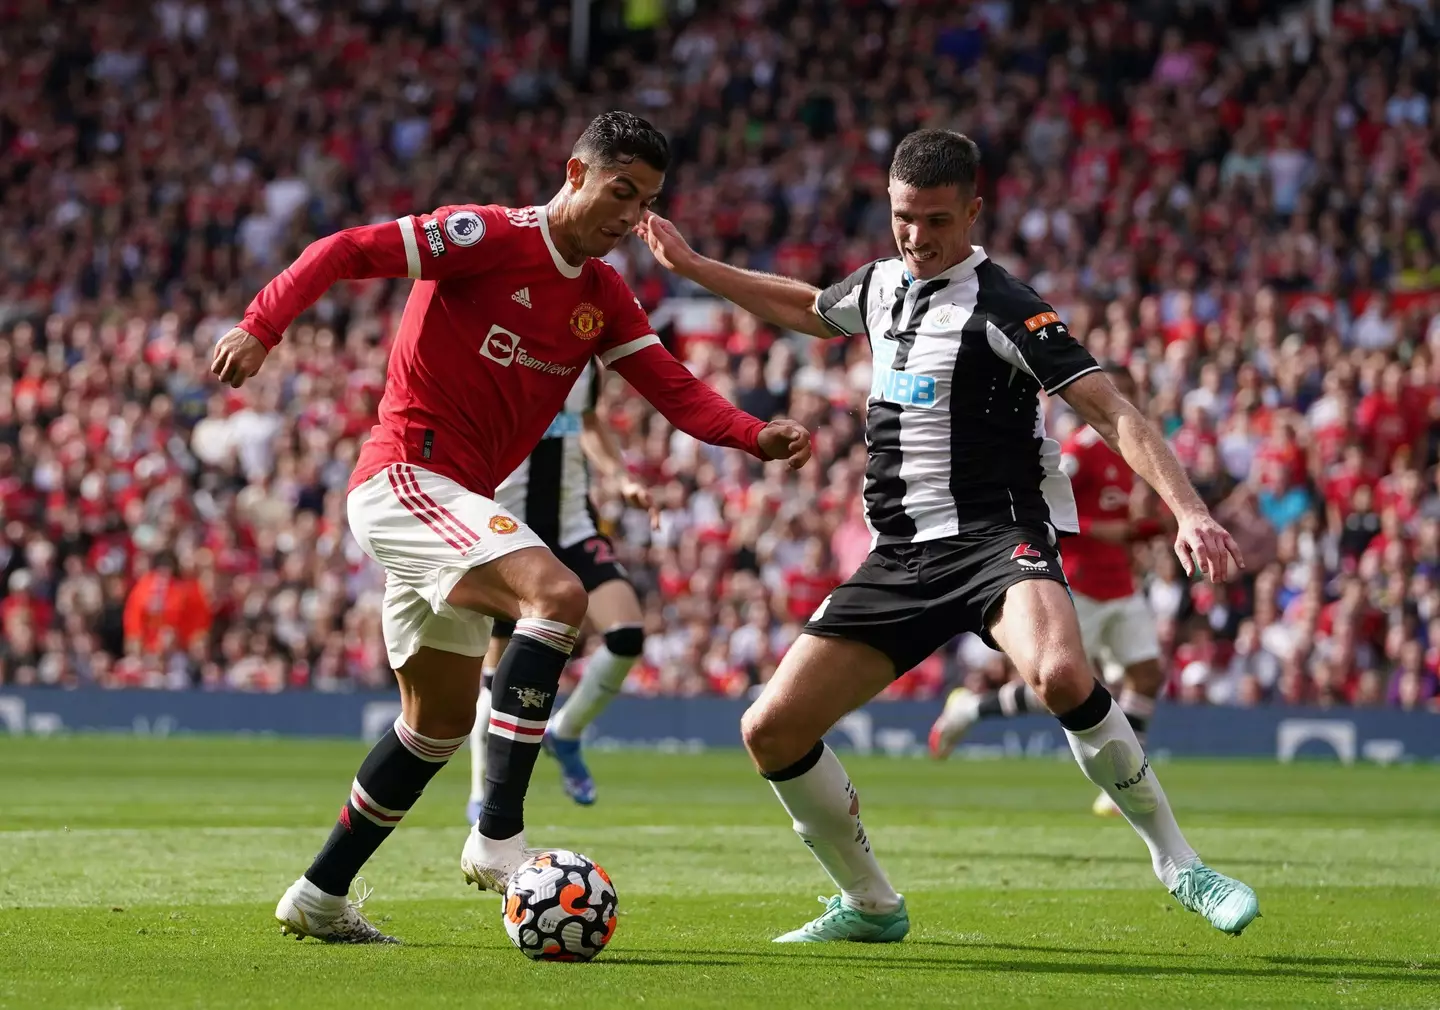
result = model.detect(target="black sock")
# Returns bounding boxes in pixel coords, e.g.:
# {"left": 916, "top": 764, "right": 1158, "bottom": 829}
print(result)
{"left": 304, "top": 717, "right": 465, "bottom": 897}
{"left": 478, "top": 618, "right": 578, "bottom": 841}
{"left": 1055, "top": 680, "right": 1113, "bottom": 733}
{"left": 977, "top": 679, "right": 1040, "bottom": 719}
{"left": 1119, "top": 687, "right": 1155, "bottom": 750}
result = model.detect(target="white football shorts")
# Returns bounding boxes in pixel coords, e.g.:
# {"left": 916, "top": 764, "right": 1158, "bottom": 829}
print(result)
{"left": 347, "top": 463, "right": 546, "bottom": 670}
{"left": 1071, "top": 591, "right": 1161, "bottom": 678}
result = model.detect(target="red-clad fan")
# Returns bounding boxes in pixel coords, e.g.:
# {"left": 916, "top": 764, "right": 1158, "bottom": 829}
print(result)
{"left": 929, "top": 363, "right": 1168, "bottom": 818}
{"left": 211, "top": 112, "right": 813, "bottom": 945}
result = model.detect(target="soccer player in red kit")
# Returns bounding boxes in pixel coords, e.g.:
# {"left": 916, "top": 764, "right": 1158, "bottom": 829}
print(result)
{"left": 211, "top": 112, "right": 812, "bottom": 943}
{"left": 929, "top": 364, "right": 1168, "bottom": 815}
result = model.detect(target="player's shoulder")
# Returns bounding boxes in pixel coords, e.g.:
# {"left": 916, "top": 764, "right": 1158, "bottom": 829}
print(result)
{"left": 974, "top": 258, "right": 1055, "bottom": 320}
{"left": 428, "top": 203, "right": 538, "bottom": 248}
{"left": 866, "top": 257, "right": 906, "bottom": 288}
{"left": 586, "top": 256, "right": 645, "bottom": 309}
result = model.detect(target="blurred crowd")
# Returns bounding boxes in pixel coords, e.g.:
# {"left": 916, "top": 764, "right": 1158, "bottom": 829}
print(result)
{"left": 1, "top": 0, "right": 1437, "bottom": 711}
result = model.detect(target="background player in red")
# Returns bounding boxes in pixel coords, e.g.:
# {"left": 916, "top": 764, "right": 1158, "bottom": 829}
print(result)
{"left": 930, "top": 363, "right": 1170, "bottom": 816}
{"left": 210, "top": 112, "right": 812, "bottom": 943}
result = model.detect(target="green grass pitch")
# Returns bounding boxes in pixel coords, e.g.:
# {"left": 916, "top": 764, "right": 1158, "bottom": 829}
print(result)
{"left": 2, "top": 736, "right": 1438, "bottom": 1009}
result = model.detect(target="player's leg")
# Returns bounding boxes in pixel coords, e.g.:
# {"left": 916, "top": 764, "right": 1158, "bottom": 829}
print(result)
{"left": 1091, "top": 595, "right": 1165, "bottom": 815}
{"left": 277, "top": 639, "right": 484, "bottom": 942}
{"left": 549, "top": 582, "right": 642, "bottom": 745}
{"left": 450, "top": 547, "right": 588, "bottom": 890}
{"left": 744, "top": 632, "right": 910, "bottom": 943}
{"left": 465, "top": 623, "right": 512, "bottom": 824}
{"left": 278, "top": 469, "right": 518, "bottom": 942}
{"left": 987, "top": 578, "right": 1259, "bottom": 934}
{"left": 543, "top": 538, "right": 643, "bottom": 804}
{"left": 929, "top": 591, "right": 1102, "bottom": 758}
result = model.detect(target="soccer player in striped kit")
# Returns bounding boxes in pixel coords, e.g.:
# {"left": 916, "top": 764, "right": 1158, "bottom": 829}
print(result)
{"left": 636, "top": 128, "right": 1258, "bottom": 944}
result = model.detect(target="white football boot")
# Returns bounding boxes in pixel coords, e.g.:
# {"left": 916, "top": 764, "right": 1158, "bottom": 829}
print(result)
{"left": 928, "top": 687, "right": 981, "bottom": 759}
{"left": 1092, "top": 790, "right": 1124, "bottom": 817}
{"left": 461, "top": 827, "right": 541, "bottom": 894}
{"left": 275, "top": 876, "right": 399, "bottom": 943}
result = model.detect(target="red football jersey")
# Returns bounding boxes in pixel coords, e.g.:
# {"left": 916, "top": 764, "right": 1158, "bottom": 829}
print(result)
{"left": 241, "top": 204, "right": 768, "bottom": 497}
{"left": 1059, "top": 426, "right": 1136, "bottom": 601}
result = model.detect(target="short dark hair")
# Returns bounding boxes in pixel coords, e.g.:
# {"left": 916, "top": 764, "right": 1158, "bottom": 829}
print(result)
{"left": 573, "top": 111, "right": 670, "bottom": 173}
{"left": 889, "top": 130, "right": 980, "bottom": 192}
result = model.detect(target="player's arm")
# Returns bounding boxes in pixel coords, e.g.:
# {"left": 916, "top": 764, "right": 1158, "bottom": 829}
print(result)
{"left": 213, "top": 207, "right": 502, "bottom": 387}
{"left": 595, "top": 269, "right": 812, "bottom": 469}
{"left": 601, "top": 338, "right": 811, "bottom": 468}
{"left": 633, "top": 212, "right": 852, "bottom": 338}
{"left": 580, "top": 404, "right": 657, "bottom": 523}
{"left": 1062, "top": 373, "right": 1243, "bottom": 581}
{"left": 985, "top": 287, "right": 1242, "bottom": 581}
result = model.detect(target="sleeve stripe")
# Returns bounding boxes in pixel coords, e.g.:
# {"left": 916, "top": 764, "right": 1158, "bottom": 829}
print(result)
{"left": 1045, "top": 364, "right": 1103, "bottom": 396}
{"left": 599, "top": 334, "right": 661, "bottom": 366}
{"left": 813, "top": 292, "right": 849, "bottom": 335}
{"left": 396, "top": 216, "right": 421, "bottom": 280}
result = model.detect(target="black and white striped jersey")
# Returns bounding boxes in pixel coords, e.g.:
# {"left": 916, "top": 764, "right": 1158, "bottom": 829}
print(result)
{"left": 814, "top": 247, "right": 1100, "bottom": 545}
{"left": 494, "top": 360, "right": 600, "bottom": 549}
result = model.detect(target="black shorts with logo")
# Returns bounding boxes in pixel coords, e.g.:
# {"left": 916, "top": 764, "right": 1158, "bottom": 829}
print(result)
{"left": 493, "top": 534, "right": 628, "bottom": 639}
{"left": 803, "top": 524, "right": 1068, "bottom": 676}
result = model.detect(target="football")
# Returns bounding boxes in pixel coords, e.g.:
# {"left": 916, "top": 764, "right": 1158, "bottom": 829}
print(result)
{"left": 502, "top": 850, "right": 618, "bottom": 961}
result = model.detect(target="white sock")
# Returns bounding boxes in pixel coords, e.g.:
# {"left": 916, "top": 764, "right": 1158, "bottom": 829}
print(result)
{"left": 767, "top": 744, "right": 902, "bottom": 915}
{"left": 468, "top": 668, "right": 496, "bottom": 802}
{"left": 549, "top": 642, "right": 637, "bottom": 741}
{"left": 1063, "top": 697, "right": 1197, "bottom": 890}
{"left": 1118, "top": 687, "right": 1156, "bottom": 750}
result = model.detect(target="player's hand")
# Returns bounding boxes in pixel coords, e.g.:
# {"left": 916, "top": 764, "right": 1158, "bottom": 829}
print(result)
{"left": 758, "top": 419, "right": 812, "bottom": 471}
{"left": 211, "top": 326, "right": 269, "bottom": 388}
{"left": 633, "top": 211, "right": 698, "bottom": 275}
{"left": 618, "top": 476, "right": 661, "bottom": 530}
{"left": 1174, "top": 510, "right": 1245, "bottom": 583}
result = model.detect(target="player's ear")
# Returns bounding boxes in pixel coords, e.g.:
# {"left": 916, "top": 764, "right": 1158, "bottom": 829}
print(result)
{"left": 967, "top": 195, "right": 983, "bottom": 228}
{"left": 565, "top": 157, "right": 588, "bottom": 192}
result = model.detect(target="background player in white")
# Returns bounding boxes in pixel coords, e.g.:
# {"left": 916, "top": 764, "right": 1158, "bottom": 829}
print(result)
{"left": 637, "top": 129, "right": 1258, "bottom": 944}
{"left": 212, "top": 112, "right": 812, "bottom": 943}
{"left": 467, "top": 361, "right": 654, "bottom": 815}
{"left": 931, "top": 363, "right": 1173, "bottom": 818}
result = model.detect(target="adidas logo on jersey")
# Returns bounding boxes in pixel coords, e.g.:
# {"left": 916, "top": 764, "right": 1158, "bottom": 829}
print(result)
{"left": 511, "top": 288, "right": 532, "bottom": 308}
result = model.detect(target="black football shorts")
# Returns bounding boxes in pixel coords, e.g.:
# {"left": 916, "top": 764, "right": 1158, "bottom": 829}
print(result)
{"left": 803, "top": 523, "right": 1069, "bottom": 675}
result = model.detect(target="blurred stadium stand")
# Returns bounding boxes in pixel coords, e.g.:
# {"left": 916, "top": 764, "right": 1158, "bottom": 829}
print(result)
{"left": 0, "top": 0, "right": 1436, "bottom": 711}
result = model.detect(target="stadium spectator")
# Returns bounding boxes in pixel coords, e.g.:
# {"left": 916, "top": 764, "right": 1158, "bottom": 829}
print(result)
{"left": 0, "top": 0, "right": 1436, "bottom": 713}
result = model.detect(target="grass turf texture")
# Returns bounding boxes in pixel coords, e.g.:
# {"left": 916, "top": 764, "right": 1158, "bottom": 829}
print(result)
{"left": 1, "top": 737, "right": 1438, "bottom": 1009}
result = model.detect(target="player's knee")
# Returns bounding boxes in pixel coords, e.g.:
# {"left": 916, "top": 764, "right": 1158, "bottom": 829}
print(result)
{"left": 402, "top": 705, "right": 476, "bottom": 741}
{"left": 602, "top": 624, "right": 645, "bottom": 658}
{"left": 1125, "top": 659, "right": 1164, "bottom": 697}
{"left": 740, "top": 703, "right": 808, "bottom": 772}
{"left": 522, "top": 570, "right": 588, "bottom": 628}
{"left": 1028, "top": 650, "right": 1093, "bottom": 715}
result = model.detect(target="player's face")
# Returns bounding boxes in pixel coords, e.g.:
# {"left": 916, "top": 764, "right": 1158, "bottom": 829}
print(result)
{"left": 570, "top": 158, "right": 665, "bottom": 257}
{"left": 888, "top": 180, "right": 982, "bottom": 280}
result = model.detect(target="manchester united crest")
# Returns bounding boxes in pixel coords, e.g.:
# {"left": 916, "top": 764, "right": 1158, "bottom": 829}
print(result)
{"left": 489, "top": 515, "right": 518, "bottom": 535}
{"left": 569, "top": 302, "right": 604, "bottom": 340}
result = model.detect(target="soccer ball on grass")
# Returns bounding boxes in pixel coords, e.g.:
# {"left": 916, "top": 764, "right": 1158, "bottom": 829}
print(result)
{"left": 502, "top": 849, "right": 617, "bottom": 961}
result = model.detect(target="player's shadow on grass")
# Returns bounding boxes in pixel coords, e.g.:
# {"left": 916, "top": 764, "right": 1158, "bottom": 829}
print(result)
{"left": 949, "top": 850, "right": 1328, "bottom": 869}
{"left": 598, "top": 956, "right": 748, "bottom": 967}
{"left": 668, "top": 946, "right": 1432, "bottom": 982}
{"left": 1264, "top": 954, "right": 1433, "bottom": 971}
